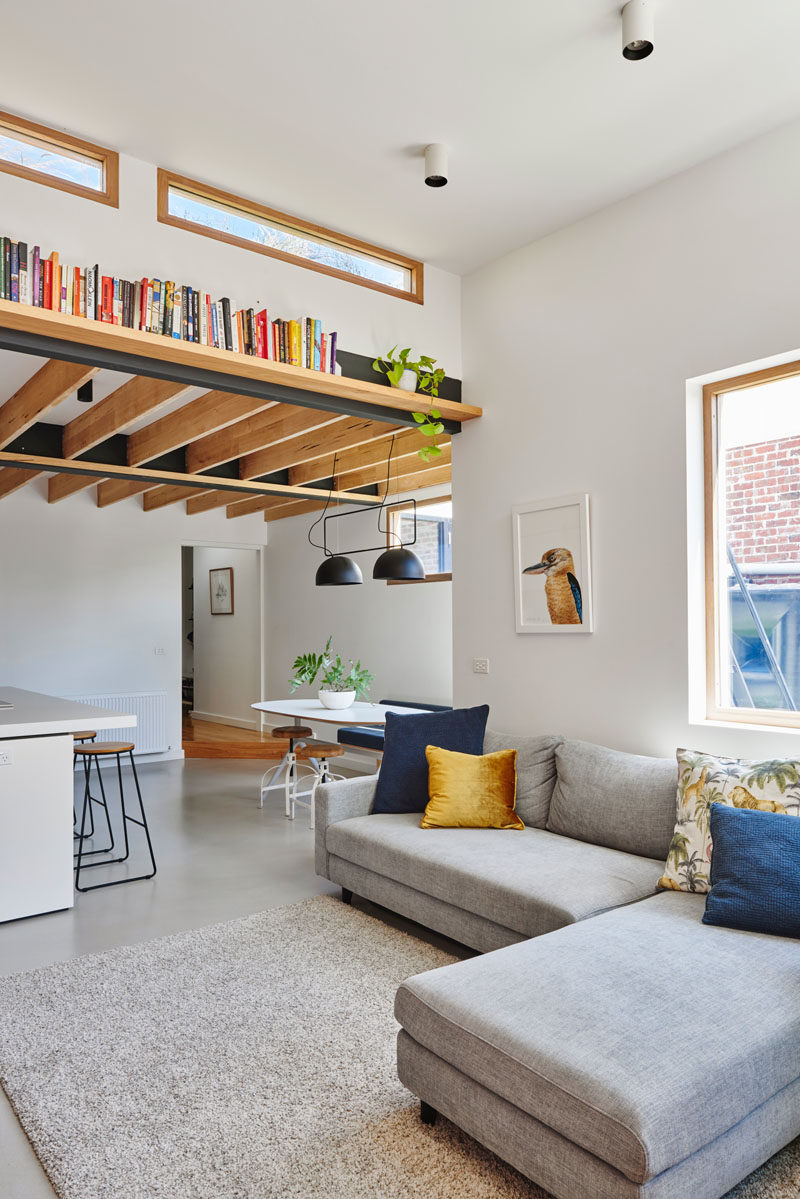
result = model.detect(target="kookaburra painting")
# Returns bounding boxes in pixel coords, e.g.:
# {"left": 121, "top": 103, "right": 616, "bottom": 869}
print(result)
{"left": 522, "top": 548, "right": 582, "bottom": 624}
{"left": 512, "top": 495, "right": 593, "bottom": 633}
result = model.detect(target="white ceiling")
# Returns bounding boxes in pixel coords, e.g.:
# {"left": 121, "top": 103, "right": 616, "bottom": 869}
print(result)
{"left": 3, "top": 1, "right": 800, "bottom": 274}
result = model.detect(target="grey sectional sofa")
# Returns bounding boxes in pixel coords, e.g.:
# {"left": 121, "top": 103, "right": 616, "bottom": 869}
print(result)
{"left": 315, "top": 732, "right": 800, "bottom": 1199}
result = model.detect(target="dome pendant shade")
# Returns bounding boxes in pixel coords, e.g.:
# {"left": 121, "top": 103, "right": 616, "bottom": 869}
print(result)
{"left": 372, "top": 547, "right": 426, "bottom": 581}
{"left": 315, "top": 555, "right": 363, "bottom": 586}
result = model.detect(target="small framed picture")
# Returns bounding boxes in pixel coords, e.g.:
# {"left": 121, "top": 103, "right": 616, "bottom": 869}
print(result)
{"left": 512, "top": 494, "right": 593, "bottom": 633}
{"left": 209, "top": 567, "right": 234, "bottom": 615}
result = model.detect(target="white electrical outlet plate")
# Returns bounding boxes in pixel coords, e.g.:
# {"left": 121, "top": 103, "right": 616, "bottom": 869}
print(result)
{"left": 0, "top": 749, "right": 13, "bottom": 766}
{"left": 472, "top": 658, "right": 490, "bottom": 675}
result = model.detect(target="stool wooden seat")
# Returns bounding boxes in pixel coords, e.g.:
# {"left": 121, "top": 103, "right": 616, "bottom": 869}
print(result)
{"left": 74, "top": 741, "right": 135, "bottom": 756}
{"left": 272, "top": 725, "right": 313, "bottom": 739}
{"left": 297, "top": 740, "right": 345, "bottom": 760}
{"left": 72, "top": 730, "right": 97, "bottom": 741}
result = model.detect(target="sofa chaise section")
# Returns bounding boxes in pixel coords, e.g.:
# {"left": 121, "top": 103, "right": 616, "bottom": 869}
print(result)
{"left": 396, "top": 891, "right": 800, "bottom": 1199}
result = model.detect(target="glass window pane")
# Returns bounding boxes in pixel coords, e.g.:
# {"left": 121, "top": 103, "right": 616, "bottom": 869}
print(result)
{"left": 168, "top": 186, "right": 411, "bottom": 292}
{"left": 717, "top": 377, "right": 800, "bottom": 712}
{"left": 0, "top": 131, "right": 103, "bottom": 191}
{"left": 395, "top": 501, "right": 452, "bottom": 575}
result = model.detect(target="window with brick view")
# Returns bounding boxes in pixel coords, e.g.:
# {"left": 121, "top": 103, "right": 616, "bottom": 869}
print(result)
{"left": 704, "top": 369, "right": 800, "bottom": 728}
{"left": 387, "top": 497, "right": 452, "bottom": 584}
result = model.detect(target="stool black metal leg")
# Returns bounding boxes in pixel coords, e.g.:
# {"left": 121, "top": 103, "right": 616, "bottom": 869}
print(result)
{"left": 74, "top": 768, "right": 93, "bottom": 891}
{"left": 74, "top": 753, "right": 95, "bottom": 839}
{"left": 115, "top": 752, "right": 132, "bottom": 865}
{"left": 127, "top": 751, "right": 156, "bottom": 879}
{"left": 75, "top": 749, "right": 156, "bottom": 892}
{"left": 74, "top": 752, "right": 115, "bottom": 857}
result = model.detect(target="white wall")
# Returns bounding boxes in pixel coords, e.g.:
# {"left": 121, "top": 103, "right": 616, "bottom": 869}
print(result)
{"left": 264, "top": 484, "right": 453, "bottom": 713}
{"left": 192, "top": 546, "right": 261, "bottom": 728}
{"left": 456, "top": 116, "right": 800, "bottom": 760}
{"left": 0, "top": 481, "right": 265, "bottom": 756}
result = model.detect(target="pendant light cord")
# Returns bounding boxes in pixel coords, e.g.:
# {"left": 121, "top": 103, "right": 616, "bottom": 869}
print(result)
{"left": 380, "top": 435, "right": 402, "bottom": 546}
{"left": 307, "top": 453, "right": 339, "bottom": 554}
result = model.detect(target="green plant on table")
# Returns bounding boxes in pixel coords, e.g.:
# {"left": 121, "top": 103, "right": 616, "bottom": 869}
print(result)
{"left": 372, "top": 346, "right": 447, "bottom": 462}
{"left": 289, "top": 635, "right": 373, "bottom": 699}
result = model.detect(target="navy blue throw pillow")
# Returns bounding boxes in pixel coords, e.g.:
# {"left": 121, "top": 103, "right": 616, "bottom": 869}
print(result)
{"left": 372, "top": 706, "right": 490, "bottom": 814}
{"left": 702, "top": 804, "right": 800, "bottom": 939}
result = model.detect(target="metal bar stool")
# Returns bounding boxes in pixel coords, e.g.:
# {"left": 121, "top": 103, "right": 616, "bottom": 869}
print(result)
{"left": 72, "top": 730, "right": 114, "bottom": 854}
{"left": 259, "top": 725, "right": 315, "bottom": 816}
{"left": 73, "top": 741, "right": 156, "bottom": 893}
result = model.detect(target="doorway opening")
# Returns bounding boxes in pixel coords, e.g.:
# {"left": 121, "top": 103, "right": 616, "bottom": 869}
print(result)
{"left": 180, "top": 543, "right": 266, "bottom": 757}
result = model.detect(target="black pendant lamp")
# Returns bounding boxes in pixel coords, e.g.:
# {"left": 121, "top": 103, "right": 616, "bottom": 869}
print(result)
{"left": 307, "top": 438, "right": 426, "bottom": 586}
{"left": 315, "top": 555, "right": 363, "bottom": 586}
{"left": 373, "top": 545, "right": 425, "bottom": 581}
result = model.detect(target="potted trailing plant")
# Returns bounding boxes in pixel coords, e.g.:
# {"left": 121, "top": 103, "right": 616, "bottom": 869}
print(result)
{"left": 289, "top": 635, "right": 374, "bottom": 710}
{"left": 372, "top": 346, "right": 447, "bottom": 462}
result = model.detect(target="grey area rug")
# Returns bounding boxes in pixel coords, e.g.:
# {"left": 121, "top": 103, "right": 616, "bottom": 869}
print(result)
{"left": 0, "top": 895, "right": 797, "bottom": 1199}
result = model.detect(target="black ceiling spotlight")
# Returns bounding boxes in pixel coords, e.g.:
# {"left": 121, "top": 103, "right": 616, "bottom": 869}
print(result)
{"left": 76, "top": 380, "right": 94, "bottom": 403}
{"left": 621, "top": 0, "right": 654, "bottom": 60}
{"left": 308, "top": 438, "right": 426, "bottom": 586}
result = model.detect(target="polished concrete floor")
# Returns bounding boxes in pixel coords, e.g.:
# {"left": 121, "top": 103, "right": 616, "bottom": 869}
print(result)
{"left": 0, "top": 757, "right": 357, "bottom": 1199}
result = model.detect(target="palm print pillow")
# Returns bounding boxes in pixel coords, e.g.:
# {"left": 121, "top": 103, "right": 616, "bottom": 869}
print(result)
{"left": 658, "top": 749, "right": 800, "bottom": 893}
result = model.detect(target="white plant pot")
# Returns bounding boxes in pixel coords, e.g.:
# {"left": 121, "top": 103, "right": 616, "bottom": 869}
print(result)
{"left": 318, "top": 689, "right": 356, "bottom": 710}
{"left": 396, "top": 369, "right": 418, "bottom": 393}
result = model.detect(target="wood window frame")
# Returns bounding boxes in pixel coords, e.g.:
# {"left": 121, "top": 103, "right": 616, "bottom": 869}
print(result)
{"left": 703, "top": 358, "right": 800, "bottom": 731}
{"left": 157, "top": 168, "right": 423, "bottom": 305}
{"left": 0, "top": 110, "right": 119, "bottom": 207}
{"left": 386, "top": 493, "right": 452, "bottom": 585}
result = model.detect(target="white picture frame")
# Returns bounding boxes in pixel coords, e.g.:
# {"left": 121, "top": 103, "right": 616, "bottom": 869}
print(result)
{"left": 512, "top": 493, "right": 593, "bottom": 633}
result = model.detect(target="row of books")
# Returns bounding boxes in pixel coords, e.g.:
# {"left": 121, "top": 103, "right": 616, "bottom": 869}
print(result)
{"left": 0, "top": 237, "right": 338, "bottom": 371}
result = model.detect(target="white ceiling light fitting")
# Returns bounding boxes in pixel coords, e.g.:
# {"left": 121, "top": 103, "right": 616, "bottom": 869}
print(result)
{"left": 621, "top": 0, "right": 654, "bottom": 60}
{"left": 424, "top": 143, "right": 448, "bottom": 188}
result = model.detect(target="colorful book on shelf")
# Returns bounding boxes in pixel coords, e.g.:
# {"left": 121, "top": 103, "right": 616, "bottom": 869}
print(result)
{"left": 313, "top": 318, "right": 322, "bottom": 370}
{"left": 0, "top": 232, "right": 346, "bottom": 380}
{"left": 9, "top": 242, "right": 19, "bottom": 303}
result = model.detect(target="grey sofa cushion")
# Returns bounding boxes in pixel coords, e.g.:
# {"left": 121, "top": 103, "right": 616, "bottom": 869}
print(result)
{"left": 482, "top": 730, "right": 562, "bottom": 827}
{"left": 395, "top": 891, "right": 800, "bottom": 1185}
{"left": 326, "top": 813, "right": 664, "bottom": 939}
{"left": 547, "top": 740, "right": 677, "bottom": 860}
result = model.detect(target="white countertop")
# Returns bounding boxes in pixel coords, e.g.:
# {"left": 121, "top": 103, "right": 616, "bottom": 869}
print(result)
{"left": 251, "top": 699, "right": 434, "bottom": 726}
{"left": 0, "top": 688, "right": 136, "bottom": 738}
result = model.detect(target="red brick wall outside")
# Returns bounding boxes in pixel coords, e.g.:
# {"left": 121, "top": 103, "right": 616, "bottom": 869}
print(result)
{"left": 725, "top": 435, "right": 800, "bottom": 583}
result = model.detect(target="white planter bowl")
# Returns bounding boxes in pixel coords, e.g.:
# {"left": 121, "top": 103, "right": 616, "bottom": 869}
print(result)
{"left": 396, "top": 369, "right": 418, "bottom": 393}
{"left": 318, "top": 689, "right": 356, "bottom": 710}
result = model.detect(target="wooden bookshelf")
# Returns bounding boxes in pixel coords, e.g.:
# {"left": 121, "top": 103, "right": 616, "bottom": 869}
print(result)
{"left": 0, "top": 300, "right": 479, "bottom": 432}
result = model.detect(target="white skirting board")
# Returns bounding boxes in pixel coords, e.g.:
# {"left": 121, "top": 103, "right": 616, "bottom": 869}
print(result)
{"left": 190, "top": 710, "right": 258, "bottom": 731}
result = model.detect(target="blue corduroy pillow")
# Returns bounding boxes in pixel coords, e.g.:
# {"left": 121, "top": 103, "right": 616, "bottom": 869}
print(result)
{"left": 702, "top": 804, "right": 800, "bottom": 938}
{"left": 372, "top": 705, "right": 490, "bottom": 814}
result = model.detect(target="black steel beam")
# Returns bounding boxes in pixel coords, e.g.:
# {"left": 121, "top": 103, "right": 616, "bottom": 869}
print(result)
{"left": 0, "top": 328, "right": 463, "bottom": 434}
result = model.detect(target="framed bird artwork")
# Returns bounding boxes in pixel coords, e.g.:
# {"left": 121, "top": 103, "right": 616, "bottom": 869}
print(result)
{"left": 512, "top": 494, "right": 594, "bottom": 633}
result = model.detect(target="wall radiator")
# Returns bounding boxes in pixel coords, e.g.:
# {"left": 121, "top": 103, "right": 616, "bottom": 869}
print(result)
{"left": 65, "top": 692, "right": 169, "bottom": 755}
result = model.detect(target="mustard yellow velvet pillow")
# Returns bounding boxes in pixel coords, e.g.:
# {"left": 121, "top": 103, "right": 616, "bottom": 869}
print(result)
{"left": 421, "top": 745, "right": 523, "bottom": 830}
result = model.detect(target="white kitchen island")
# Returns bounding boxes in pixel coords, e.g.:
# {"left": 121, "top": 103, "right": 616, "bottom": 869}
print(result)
{"left": 0, "top": 688, "right": 136, "bottom": 923}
